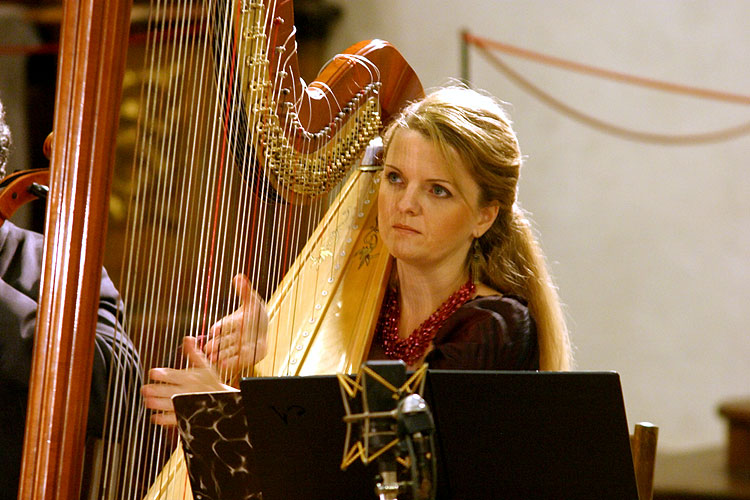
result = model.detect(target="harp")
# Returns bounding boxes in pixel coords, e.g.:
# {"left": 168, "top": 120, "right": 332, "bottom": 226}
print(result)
{"left": 19, "top": 0, "right": 422, "bottom": 499}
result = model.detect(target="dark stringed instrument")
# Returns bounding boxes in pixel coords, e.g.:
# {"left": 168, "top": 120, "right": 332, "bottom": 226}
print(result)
{"left": 19, "top": 1, "right": 422, "bottom": 499}
{"left": 0, "top": 169, "right": 49, "bottom": 227}
{"left": 0, "top": 134, "right": 53, "bottom": 227}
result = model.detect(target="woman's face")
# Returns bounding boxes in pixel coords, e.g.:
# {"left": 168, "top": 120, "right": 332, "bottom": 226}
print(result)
{"left": 378, "top": 129, "right": 499, "bottom": 272}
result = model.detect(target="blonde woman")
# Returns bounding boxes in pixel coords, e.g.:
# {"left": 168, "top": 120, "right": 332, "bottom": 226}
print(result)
{"left": 368, "top": 85, "right": 571, "bottom": 371}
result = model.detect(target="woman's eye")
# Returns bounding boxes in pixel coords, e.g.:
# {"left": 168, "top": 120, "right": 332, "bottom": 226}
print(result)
{"left": 386, "top": 171, "right": 401, "bottom": 184}
{"left": 432, "top": 184, "right": 451, "bottom": 197}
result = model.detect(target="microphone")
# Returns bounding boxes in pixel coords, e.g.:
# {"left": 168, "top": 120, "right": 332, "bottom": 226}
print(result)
{"left": 362, "top": 361, "right": 406, "bottom": 500}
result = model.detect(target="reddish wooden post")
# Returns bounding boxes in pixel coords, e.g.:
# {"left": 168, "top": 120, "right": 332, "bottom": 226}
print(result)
{"left": 18, "top": 0, "right": 132, "bottom": 498}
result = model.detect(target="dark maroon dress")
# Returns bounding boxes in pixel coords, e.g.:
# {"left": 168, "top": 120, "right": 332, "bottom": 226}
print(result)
{"left": 369, "top": 294, "right": 539, "bottom": 370}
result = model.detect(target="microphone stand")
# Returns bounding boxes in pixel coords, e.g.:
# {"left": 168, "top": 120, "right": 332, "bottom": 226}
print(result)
{"left": 397, "top": 394, "right": 437, "bottom": 500}
{"left": 339, "top": 361, "right": 437, "bottom": 500}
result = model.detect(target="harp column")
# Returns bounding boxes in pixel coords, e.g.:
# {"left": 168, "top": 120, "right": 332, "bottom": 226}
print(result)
{"left": 18, "top": 0, "right": 132, "bottom": 499}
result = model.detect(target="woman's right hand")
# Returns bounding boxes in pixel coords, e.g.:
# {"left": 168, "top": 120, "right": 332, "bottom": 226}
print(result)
{"left": 203, "top": 273, "right": 268, "bottom": 376}
{"left": 142, "top": 336, "right": 235, "bottom": 427}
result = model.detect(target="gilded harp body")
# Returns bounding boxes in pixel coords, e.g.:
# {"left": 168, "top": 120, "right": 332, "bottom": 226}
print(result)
{"left": 21, "top": 0, "right": 422, "bottom": 498}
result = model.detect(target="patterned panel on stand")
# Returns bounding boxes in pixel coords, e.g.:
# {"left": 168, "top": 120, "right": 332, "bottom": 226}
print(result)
{"left": 174, "top": 392, "right": 262, "bottom": 500}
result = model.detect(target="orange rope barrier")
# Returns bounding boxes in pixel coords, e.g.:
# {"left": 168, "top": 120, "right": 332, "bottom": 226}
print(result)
{"left": 474, "top": 45, "right": 750, "bottom": 145}
{"left": 465, "top": 32, "right": 750, "bottom": 145}
{"left": 464, "top": 32, "right": 750, "bottom": 106}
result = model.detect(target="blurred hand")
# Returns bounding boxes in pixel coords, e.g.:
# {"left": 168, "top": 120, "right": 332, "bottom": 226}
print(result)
{"left": 204, "top": 273, "right": 268, "bottom": 374}
{"left": 141, "top": 336, "right": 235, "bottom": 427}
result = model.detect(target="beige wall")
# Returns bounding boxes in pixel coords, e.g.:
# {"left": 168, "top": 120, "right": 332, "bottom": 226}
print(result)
{"left": 326, "top": 0, "right": 750, "bottom": 452}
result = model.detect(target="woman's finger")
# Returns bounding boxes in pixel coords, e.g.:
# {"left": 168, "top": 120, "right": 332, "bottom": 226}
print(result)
{"left": 141, "top": 382, "right": 180, "bottom": 400}
{"left": 204, "top": 332, "right": 231, "bottom": 358}
{"left": 216, "top": 330, "right": 240, "bottom": 347}
{"left": 204, "top": 331, "right": 239, "bottom": 362}
{"left": 215, "top": 342, "right": 238, "bottom": 360}
{"left": 233, "top": 273, "right": 253, "bottom": 305}
{"left": 209, "top": 313, "right": 240, "bottom": 338}
{"left": 218, "top": 354, "right": 239, "bottom": 370}
{"left": 150, "top": 412, "right": 177, "bottom": 427}
{"left": 148, "top": 367, "right": 179, "bottom": 383}
{"left": 142, "top": 395, "right": 174, "bottom": 412}
{"left": 183, "top": 336, "right": 211, "bottom": 369}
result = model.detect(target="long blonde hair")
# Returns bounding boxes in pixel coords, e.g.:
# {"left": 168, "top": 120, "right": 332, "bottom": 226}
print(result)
{"left": 383, "top": 86, "right": 572, "bottom": 370}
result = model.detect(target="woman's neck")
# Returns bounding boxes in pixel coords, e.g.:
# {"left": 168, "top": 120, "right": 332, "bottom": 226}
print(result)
{"left": 395, "top": 259, "right": 471, "bottom": 335}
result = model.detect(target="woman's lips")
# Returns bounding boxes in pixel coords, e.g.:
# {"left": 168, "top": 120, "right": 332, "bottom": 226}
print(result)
{"left": 392, "top": 224, "right": 420, "bottom": 234}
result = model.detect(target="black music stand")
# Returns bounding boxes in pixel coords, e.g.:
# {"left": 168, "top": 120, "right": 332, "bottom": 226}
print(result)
{"left": 173, "top": 371, "right": 639, "bottom": 500}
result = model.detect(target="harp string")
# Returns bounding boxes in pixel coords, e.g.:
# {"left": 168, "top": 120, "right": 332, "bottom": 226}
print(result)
{"left": 142, "top": 0, "right": 187, "bottom": 494}
{"left": 277, "top": 24, "right": 315, "bottom": 377}
{"left": 271, "top": 16, "right": 299, "bottom": 376}
{"left": 218, "top": 0, "right": 250, "bottom": 381}
{"left": 168, "top": 0, "right": 210, "bottom": 377}
{"left": 133, "top": 0, "right": 175, "bottom": 494}
{"left": 108, "top": 0, "right": 160, "bottom": 495}
{"left": 201, "top": 0, "right": 236, "bottom": 374}
{"left": 155, "top": 0, "right": 206, "bottom": 493}
{"left": 222, "top": 0, "right": 267, "bottom": 381}
{"left": 221, "top": 0, "right": 252, "bottom": 382}
{"left": 253, "top": 0, "right": 284, "bottom": 377}
{"left": 238, "top": 0, "right": 270, "bottom": 374}
{"left": 139, "top": 0, "right": 166, "bottom": 490}
{"left": 119, "top": 0, "right": 218, "bottom": 496}
{"left": 96, "top": 0, "right": 174, "bottom": 484}
{"left": 212, "top": 0, "right": 258, "bottom": 383}
{"left": 245, "top": 0, "right": 277, "bottom": 373}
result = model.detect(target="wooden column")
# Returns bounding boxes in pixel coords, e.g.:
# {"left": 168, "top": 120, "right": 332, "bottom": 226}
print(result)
{"left": 18, "top": 0, "right": 132, "bottom": 498}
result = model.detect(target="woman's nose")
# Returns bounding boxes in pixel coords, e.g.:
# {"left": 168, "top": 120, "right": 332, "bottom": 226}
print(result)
{"left": 396, "top": 186, "right": 420, "bottom": 214}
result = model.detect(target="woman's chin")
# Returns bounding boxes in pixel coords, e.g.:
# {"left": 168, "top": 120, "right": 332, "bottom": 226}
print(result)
{"left": 388, "top": 247, "right": 427, "bottom": 265}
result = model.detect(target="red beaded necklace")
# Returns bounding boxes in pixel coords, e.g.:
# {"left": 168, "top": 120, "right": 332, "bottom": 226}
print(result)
{"left": 377, "top": 276, "right": 476, "bottom": 365}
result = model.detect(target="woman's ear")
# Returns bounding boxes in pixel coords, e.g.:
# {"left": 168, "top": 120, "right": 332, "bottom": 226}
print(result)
{"left": 473, "top": 200, "right": 500, "bottom": 238}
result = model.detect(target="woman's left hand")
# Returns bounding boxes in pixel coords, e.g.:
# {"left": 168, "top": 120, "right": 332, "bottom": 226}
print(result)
{"left": 141, "top": 336, "right": 236, "bottom": 427}
{"left": 203, "top": 273, "right": 268, "bottom": 374}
